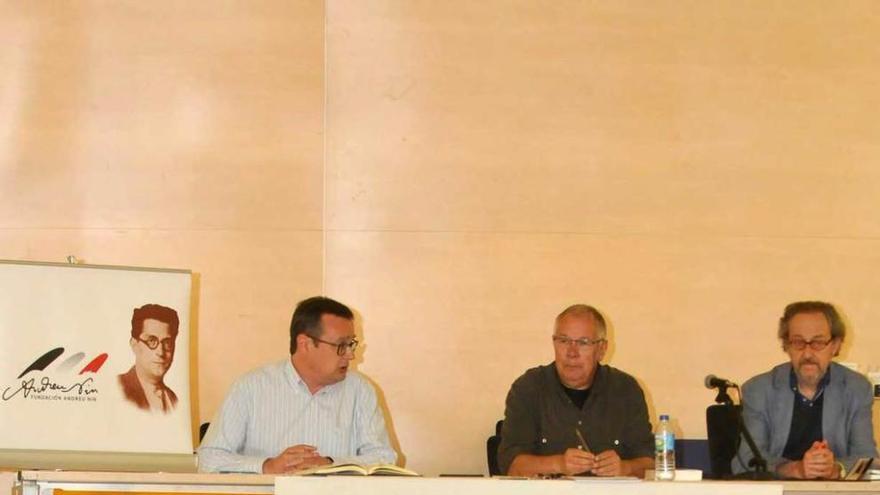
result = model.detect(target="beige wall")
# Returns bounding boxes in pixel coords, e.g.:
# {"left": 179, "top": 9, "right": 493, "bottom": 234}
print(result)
{"left": 0, "top": 1, "right": 326, "bottom": 423}
{"left": 326, "top": 1, "right": 880, "bottom": 475}
{"left": 3, "top": 0, "right": 880, "bottom": 477}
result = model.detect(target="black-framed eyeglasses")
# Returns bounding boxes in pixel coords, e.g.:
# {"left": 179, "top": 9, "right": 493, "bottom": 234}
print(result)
{"left": 311, "top": 336, "right": 359, "bottom": 356}
{"left": 136, "top": 335, "right": 175, "bottom": 351}
{"left": 552, "top": 335, "right": 605, "bottom": 348}
{"left": 787, "top": 338, "right": 833, "bottom": 351}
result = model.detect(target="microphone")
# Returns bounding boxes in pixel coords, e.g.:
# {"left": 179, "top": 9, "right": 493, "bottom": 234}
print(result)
{"left": 704, "top": 374, "right": 736, "bottom": 389}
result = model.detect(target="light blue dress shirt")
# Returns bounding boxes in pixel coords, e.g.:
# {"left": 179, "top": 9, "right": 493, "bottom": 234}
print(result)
{"left": 197, "top": 359, "right": 397, "bottom": 473}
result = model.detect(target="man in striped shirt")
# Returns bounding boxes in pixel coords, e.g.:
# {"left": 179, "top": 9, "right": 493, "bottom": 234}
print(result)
{"left": 198, "top": 297, "right": 397, "bottom": 473}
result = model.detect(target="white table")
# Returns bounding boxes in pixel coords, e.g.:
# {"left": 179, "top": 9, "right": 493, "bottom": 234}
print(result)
{"left": 13, "top": 471, "right": 880, "bottom": 495}
{"left": 276, "top": 476, "right": 783, "bottom": 495}
{"left": 15, "top": 471, "right": 273, "bottom": 495}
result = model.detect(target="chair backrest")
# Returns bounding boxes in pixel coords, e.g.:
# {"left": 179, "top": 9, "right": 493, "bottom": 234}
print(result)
{"left": 486, "top": 419, "right": 503, "bottom": 475}
{"left": 675, "top": 438, "right": 711, "bottom": 473}
{"left": 199, "top": 422, "right": 211, "bottom": 443}
{"left": 706, "top": 404, "right": 741, "bottom": 479}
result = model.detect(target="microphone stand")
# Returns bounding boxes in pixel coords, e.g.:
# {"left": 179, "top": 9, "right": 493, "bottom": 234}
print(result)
{"left": 714, "top": 384, "right": 734, "bottom": 406}
{"left": 716, "top": 385, "right": 772, "bottom": 480}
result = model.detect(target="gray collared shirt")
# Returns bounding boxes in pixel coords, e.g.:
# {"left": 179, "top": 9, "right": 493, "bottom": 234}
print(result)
{"left": 498, "top": 363, "right": 654, "bottom": 474}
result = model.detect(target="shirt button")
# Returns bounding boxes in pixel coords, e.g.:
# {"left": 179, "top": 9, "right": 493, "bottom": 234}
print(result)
{"left": 542, "top": 438, "right": 547, "bottom": 444}
{"left": 614, "top": 439, "right": 620, "bottom": 446}
{"left": 577, "top": 420, "right": 582, "bottom": 425}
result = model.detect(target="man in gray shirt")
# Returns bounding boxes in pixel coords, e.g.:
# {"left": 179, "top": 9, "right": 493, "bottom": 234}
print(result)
{"left": 498, "top": 304, "right": 654, "bottom": 477}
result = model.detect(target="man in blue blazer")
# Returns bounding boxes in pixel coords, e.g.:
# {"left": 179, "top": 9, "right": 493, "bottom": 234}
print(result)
{"left": 734, "top": 301, "right": 877, "bottom": 479}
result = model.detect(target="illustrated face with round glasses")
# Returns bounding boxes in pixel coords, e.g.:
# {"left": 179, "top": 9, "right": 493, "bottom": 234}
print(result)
{"left": 131, "top": 318, "right": 177, "bottom": 383}
{"left": 784, "top": 312, "right": 841, "bottom": 391}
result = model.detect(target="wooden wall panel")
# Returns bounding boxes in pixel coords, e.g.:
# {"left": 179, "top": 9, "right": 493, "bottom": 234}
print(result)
{"left": 0, "top": 1, "right": 325, "bottom": 422}
{"left": 326, "top": 1, "right": 880, "bottom": 236}
{"left": 327, "top": 231, "right": 880, "bottom": 474}
{"left": 325, "top": 1, "right": 880, "bottom": 474}
{"left": 4, "top": 0, "right": 879, "bottom": 477}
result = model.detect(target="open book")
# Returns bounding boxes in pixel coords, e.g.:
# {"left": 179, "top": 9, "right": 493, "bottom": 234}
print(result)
{"left": 295, "top": 463, "right": 419, "bottom": 476}
{"left": 844, "top": 457, "right": 874, "bottom": 481}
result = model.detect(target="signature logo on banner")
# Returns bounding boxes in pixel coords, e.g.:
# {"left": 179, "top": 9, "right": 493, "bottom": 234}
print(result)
{"left": 1, "top": 347, "right": 106, "bottom": 402}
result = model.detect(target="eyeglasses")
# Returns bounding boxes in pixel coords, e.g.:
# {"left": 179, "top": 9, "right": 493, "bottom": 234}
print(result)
{"left": 552, "top": 335, "right": 605, "bottom": 348}
{"left": 136, "top": 335, "right": 175, "bottom": 351}
{"left": 311, "top": 336, "right": 359, "bottom": 356}
{"left": 787, "top": 338, "right": 833, "bottom": 351}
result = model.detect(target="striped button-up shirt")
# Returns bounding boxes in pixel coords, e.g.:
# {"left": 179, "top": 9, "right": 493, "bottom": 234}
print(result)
{"left": 197, "top": 359, "right": 397, "bottom": 473}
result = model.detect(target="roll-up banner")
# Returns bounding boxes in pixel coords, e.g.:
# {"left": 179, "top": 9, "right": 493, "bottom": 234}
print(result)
{"left": 0, "top": 260, "right": 195, "bottom": 471}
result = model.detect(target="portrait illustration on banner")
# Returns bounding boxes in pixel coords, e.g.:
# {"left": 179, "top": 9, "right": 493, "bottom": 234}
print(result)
{"left": 118, "top": 304, "right": 180, "bottom": 413}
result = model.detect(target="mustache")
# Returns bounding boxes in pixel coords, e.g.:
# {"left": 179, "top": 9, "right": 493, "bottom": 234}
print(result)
{"left": 798, "top": 357, "right": 820, "bottom": 367}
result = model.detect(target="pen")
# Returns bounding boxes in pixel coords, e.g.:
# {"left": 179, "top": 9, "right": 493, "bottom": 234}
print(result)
{"left": 575, "top": 427, "right": 592, "bottom": 453}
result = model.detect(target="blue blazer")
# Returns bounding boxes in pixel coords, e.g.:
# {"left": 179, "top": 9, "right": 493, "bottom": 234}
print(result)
{"left": 733, "top": 362, "right": 877, "bottom": 474}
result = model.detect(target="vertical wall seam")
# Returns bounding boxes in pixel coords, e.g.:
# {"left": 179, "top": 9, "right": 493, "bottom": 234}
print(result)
{"left": 321, "top": 0, "right": 328, "bottom": 296}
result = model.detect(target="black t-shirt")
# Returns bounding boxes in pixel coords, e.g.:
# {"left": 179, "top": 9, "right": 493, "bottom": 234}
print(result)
{"left": 563, "top": 385, "right": 591, "bottom": 410}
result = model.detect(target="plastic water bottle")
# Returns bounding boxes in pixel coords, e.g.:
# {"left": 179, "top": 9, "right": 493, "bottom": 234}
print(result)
{"left": 654, "top": 414, "right": 675, "bottom": 481}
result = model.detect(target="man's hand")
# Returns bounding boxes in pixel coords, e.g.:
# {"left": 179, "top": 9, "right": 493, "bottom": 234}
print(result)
{"left": 777, "top": 441, "right": 838, "bottom": 479}
{"left": 556, "top": 448, "right": 596, "bottom": 475}
{"left": 262, "top": 445, "right": 329, "bottom": 474}
{"left": 802, "top": 441, "right": 837, "bottom": 479}
{"left": 591, "top": 449, "right": 622, "bottom": 477}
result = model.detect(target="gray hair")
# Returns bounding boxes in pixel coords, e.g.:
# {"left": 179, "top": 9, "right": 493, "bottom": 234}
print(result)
{"left": 556, "top": 304, "right": 607, "bottom": 339}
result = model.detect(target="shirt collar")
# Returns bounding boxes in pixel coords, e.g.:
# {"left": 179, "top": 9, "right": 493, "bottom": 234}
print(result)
{"left": 549, "top": 362, "right": 607, "bottom": 394}
{"left": 788, "top": 367, "right": 831, "bottom": 404}
{"left": 285, "top": 358, "right": 344, "bottom": 396}
{"left": 285, "top": 359, "right": 307, "bottom": 390}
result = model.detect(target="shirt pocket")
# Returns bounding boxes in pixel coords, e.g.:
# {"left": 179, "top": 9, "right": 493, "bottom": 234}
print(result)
{"left": 536, "top": 430, "right": 577, "bottom": 456}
